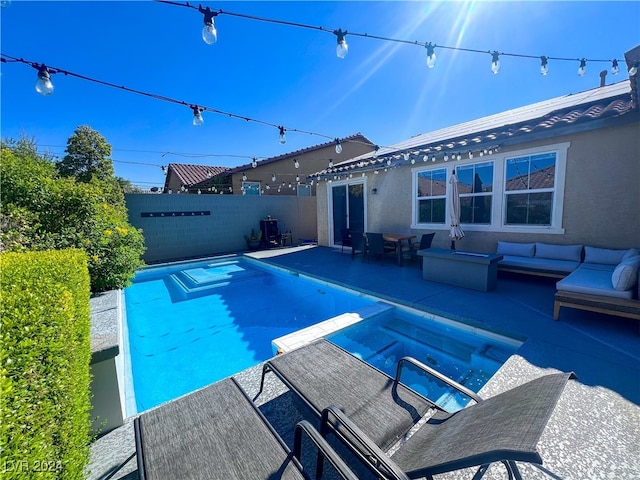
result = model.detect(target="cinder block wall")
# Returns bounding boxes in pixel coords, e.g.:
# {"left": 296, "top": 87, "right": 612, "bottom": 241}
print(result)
{"left": 125, "top": 194, "right": 317, "bottom": 263}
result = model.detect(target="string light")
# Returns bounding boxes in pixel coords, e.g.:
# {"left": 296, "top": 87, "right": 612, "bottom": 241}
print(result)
{"left": 192, "top": 106, "right": 204, "bottom": 126}
{"left": 490, "top": 51, "right": 500, "bottom": 74}
{"left": 199, "top": 5, "right": 218, "bottom": 44}
{"left": 335, "top": 139, "right": 342, "bottom": 154}
{"left": 271, "top": 173, "right": 276, "bottom": 182}
{"left": 578, "top": 58, "right": 587, "bottom": 77}
{"left": 278, "top": 126, "right": 286, "bottom": 144}
{"left": 293, "top": 158, "right": 299, "bottom": 168}
{"left": 251, "top": 157, "right": 257, "bottom": 168}
{"left": 35, "top": 64, "right": 54, "bottom": 95}
{"left": 611, "top": 59, "right": 619, "bottom": 76}
{"left": 334, "top": 29, "right": 348, "bottom": 59}
{"left": 425, "top": 42, "right": 436, "bottom": 68}
{"left": 156, "top": 0, "right": 629, "bottom": 77}
{"left": 629, "top": 62, "right": 639, "bottom": 76}
{"left": 540, "top": 56, "right": 549, "bottom": 76}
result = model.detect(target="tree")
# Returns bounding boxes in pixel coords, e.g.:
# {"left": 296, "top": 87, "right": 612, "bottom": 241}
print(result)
{"left": 56, "top": 125, "right": 114, "bottom": 183}
{"left": 116, "top": 176, "right": 144, "bottom": 193}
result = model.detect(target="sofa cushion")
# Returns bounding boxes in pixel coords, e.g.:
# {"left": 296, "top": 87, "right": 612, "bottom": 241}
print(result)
{"left": 500, "top": 255, "right": 580, "bottom": 274}
{"left": 611, "top": 255, "right": 640, "bottom": 291}
{"left": 584, "top": 246, "right": 629, "bottom": 265}
{"left": 622, "top": 248, "right": 640, "bottom": 261}
{"left": 496, "top": 241, "right": 535, "bottom": 257}
{"left": 535, "top": 243, "right": 583, "bottom": 262}
{"left": 557, "top": 268, "right": 634, "bottom": 299}
{"left": 579, "top": 263, "right": 616, "bottom": 272}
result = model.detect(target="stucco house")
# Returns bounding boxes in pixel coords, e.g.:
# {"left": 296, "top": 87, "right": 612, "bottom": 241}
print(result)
{"left": 163, "top": 163, "right": 230, "bottom": 194}
{"left": 311, "top": 49, "right": 639, "bottom": 252}
{"left": 224, "top": 133, "right": 375, "bottom": 196}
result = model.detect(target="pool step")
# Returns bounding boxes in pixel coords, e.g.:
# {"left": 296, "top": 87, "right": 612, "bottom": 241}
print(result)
{"left": 167, "top": 261, "right": 267, "bottom": 301}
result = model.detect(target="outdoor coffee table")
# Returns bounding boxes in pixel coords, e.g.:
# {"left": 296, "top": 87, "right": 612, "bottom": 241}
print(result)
{"left": 418, "top": 248, "right": 503, "bottom": 291}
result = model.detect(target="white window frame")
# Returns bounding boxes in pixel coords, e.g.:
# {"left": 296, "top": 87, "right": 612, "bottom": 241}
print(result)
{"left": 411, "top": 142, "right": 569, "bottom": 234}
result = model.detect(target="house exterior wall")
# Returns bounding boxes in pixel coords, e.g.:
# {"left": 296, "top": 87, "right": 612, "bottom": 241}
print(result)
{"left": 125, "top": 194, "right": 317, "bottom": 263}
{"left": 230, "top": 140, "right": 374, "bottom": 196}
{"left": 316, "top": 121, "right": 640, "bottom": 251}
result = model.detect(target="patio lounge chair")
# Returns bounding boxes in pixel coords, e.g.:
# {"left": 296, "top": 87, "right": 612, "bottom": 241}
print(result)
{"left": 256, "top": 339, "right": 575, "bottom": 480}
{"left": 134, "top": 376, "right": 358, "bottom": 480}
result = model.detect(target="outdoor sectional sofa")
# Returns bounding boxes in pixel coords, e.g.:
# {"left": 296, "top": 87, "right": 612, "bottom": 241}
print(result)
{"left": 496, "top": 241, "right": 640, "bottom": 322}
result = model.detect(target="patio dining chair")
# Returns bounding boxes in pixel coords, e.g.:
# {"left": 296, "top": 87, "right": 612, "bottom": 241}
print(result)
{"left": 134, "top": 376, "right": 358, "bottom": 480}
{"left": 410, "top": 232, "right": 436, "bottom": 268}
{"left": 256, "top": 339, "right": 575, "bottom": 480}
{"left": 363, "top": 232, "right": 396, "bottom": 265}
{"left": 341, "top": 229, "right": 365, "bottom": 259}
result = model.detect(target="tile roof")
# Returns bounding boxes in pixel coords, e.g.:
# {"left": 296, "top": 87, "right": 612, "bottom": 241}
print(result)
{"left": 225, "top": 133, "right": 374, "bottom": 174}
{"left": 167, "top": 163, "right": 229, "bottom": 186}
{"left": 315, "top": 80, "right": 636, "bottom": 178}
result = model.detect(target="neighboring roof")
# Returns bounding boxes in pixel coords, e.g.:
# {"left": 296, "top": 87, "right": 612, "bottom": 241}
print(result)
{"left": 166, "top": 163, "right": 229, "bottom": 186}
{"left": 225, "top": 133, "right": 374, "bottom": 174}
{"left": 313, "top": 79, "right": 637, "bottom": 178}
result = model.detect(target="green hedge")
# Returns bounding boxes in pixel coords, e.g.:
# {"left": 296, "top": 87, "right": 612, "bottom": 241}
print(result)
{"left": 1, "top": 250, "right": 92, "bottom": 479}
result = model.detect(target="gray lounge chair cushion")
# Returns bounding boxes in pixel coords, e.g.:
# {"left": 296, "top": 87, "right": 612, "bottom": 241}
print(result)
{"left": 391, "top": 373, "right": 573, "bottom": 477}
{"left": 136, "top": 378, "right": 304, "bottom": 480}
{"left": 266, "top": 339, "right": 435, "bottom": 451}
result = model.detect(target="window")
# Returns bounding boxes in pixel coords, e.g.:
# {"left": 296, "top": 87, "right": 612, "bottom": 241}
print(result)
{"left": 504, "top": 152, "right": 556, "bottom": 226}
{"left": 416, "top": 169, "right": 446, "bottom": 224}
{"left": 457, "top": 162, "right": 493, "bottom": 224}
{"left": 411, "top": 142, "right": 568, "bottom": 233}
{"left": 242, "top": 181, "right": 261, "bottom": 195}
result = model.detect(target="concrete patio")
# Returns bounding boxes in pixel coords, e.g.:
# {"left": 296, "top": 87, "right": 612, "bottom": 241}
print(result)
{"left": 88, "top": 245, "right": 640, "bottom": 480}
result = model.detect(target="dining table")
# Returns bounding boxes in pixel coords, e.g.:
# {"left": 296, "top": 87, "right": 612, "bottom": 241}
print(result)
{"left": 382, "top": 233, "right": 417, "bottom": 266}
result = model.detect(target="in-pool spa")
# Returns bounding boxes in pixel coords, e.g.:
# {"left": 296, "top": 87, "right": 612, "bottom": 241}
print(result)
{"left": 328, "top": 306, "right": 522, "bottom": 411}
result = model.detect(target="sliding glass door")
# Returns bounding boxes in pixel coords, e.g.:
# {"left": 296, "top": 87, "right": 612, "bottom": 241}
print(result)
{"left": 331, "top": 182, "right": 365, "bottom": 245}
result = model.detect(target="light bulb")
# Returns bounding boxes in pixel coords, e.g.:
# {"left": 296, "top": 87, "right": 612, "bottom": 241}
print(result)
{"left": 491, "top": 51, "right": 500, "bottom": 74}
{"left": 202, "top": 22, "right": 217, "bottom": 44}
{"left": 335, "top": 139, "right": 342, "bottom": 154}
{"left": 199, "top": 6, "right": 218, "bottom": 45}
{"left": 278, "top": 126, "right": 286, "bottom": 144}
{"left": 334, "top": 29, "right": 348, "bottom": 59}
{"left": 35, "top": 65, "right": 54, "bottom": 95}
{"left": 578, "top": 58, "right": 587, "bottom": 77}
{"left": 252, "top": 158, "right": 257, "bottom": 168}
{"left": 540, "top": 56, "right": 549, "bottom": 76}
{"left": 426, "top": 42, "right": 436, "bottom": 68}
{"left": 611, "top": 59, "right": 619, "bottom": 76}
{"left": 373, "top": 146, "right": 379, "bottom": 158}
{"left": 242, "top": 173, "right": 247, "bottom": 181}
{"left": 192, "top": 107, "right": 204, "bottom": 126}
{"left": 328, "top": 159, "right": 334, "bottom": 168}
{"left": 629, "top": 64, "right": 638, "bottom": 76}
{"left": 294, "top": 159, "right": 299, "bottom": 168}
{"left": 271, "top": 174, "right": 276, "bottom": 182}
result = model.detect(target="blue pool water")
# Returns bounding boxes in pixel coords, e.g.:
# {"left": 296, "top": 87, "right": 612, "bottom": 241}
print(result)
{"left": 124, "top": 256, "right": 376, "bottom": 412}
{"left": 328, "top": 308, "right": 521, "bottom": 411}
{"left": 124, "top": 255, "right": 520, "bottom": 414}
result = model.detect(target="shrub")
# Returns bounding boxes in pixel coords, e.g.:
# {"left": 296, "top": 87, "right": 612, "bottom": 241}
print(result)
{"left": 1, "top": 141, "right": 146, "bottom": 291}
{"left": 0, "top": 250, "right": 92, "bottom": 479}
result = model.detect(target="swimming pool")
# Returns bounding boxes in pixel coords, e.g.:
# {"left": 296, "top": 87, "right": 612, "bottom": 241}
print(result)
{"left": 123, "top": 255, "right": 520, "bottom": 414}
{"left": 124, "top": 256, "right": 376, "bottom": 412}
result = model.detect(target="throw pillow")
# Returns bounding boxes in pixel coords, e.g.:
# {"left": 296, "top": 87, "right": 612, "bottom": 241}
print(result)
{"left": 584, "top": 246, "right": 628, "bottom": 265}
{"left": 611, "top": 255, "right": 640, "bottom": 291}
{"left": 497, "top": 241, "right": 535, "bottom": 257}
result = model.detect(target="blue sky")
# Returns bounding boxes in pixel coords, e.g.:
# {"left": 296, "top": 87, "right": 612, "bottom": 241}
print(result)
{"left": 2, "top": 1, "right": 639, "bottom": 190}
